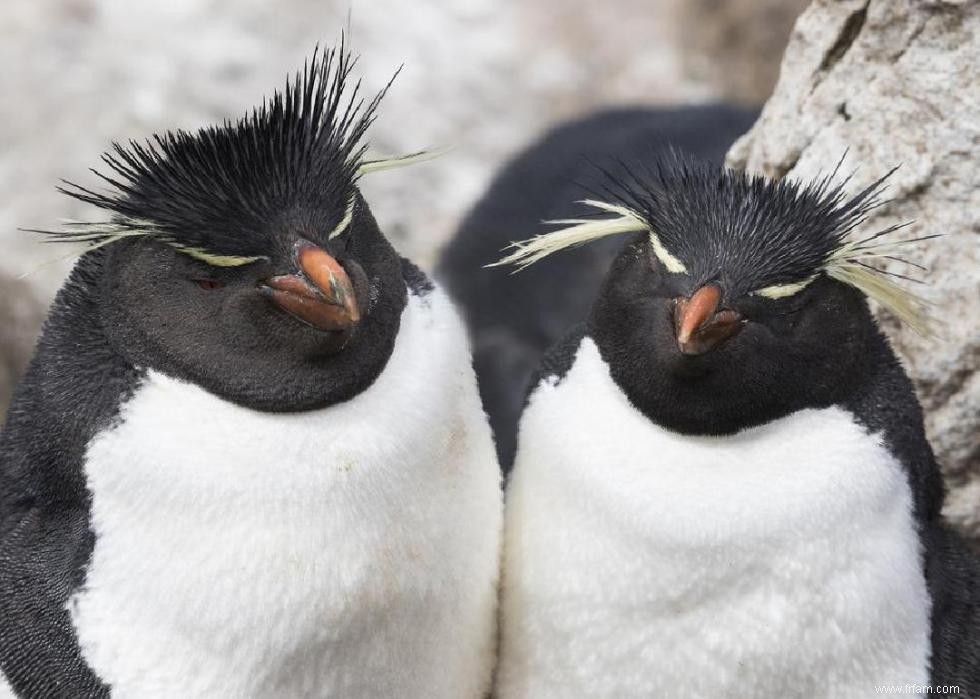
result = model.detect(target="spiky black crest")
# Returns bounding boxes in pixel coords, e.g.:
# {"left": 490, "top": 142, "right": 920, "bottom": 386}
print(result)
{"left": 593, "top": 150, "right": 897, "bottom": 294}
{"left": 49, "top": 40, "right": 391, "bottom": 261}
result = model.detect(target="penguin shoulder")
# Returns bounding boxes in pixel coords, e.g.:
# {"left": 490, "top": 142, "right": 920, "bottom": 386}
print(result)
{"left": 838, "top": 329, "right": 943, "bottom": 523}
{"left": 524, "top": 324, "right": 589, "bottom": 400}
{"left": 0, "top": 251, "right": 124, "bottom": 697}
{"left": 400, "top": 257, "right": 435, "bottom": 299}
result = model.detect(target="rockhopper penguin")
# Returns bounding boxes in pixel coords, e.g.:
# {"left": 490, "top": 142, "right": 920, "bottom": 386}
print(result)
{"left": 0, "top": 45, "right": 501, "bottom": 698}
{"left": 438, "top": 105, "right": 757, "bottom": 470}
{"left": 472, "top": 151, "right": 979, "bottom": 697}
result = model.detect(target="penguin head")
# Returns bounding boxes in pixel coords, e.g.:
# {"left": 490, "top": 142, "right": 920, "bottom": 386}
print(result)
{"left": 42, "top": 44, "right": 428, "bottom": 411}
{"left": 497, "top": 152, "right": 934, "bottom": 434}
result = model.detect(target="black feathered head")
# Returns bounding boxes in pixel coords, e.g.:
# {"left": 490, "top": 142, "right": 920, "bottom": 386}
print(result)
{"left": 493, "top": 150, "right": 937, "bottom": 437}
{"left": 33, "top": 41, "right": 440, "bottom": 413}
{"left": 496, "top": 151, "right": 934, "bottom": 336}
{"left": 42, "top": 40, "right": 435, "bottom": 267}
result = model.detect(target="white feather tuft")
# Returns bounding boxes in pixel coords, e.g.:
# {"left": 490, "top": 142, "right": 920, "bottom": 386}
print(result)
{"left": 826, "top": 262, "right": 936, "bottom": 337}
{"left": 583, "top": 200, "right": 688, "bottom": 273}
{"left": 490, "top": 217, "right": 645, "bottom": 272}
{"left": 357, "top": 147, "right": 449, "bottom": 176}
{"left": 327, "top": 196, "right": 357, "bottom": 240}
{"left": 751, "top": 276, "right": 818, "bottom": 299}
{"left": 490, "top": 200, "right": 669, "bottom": 273}
{"left": 170, "top": 246, "right": 266, "bottom": 267}
{"left": 20, "top": 221, "right": 157, "bottom": 278}
{"left": 31, "top": 217, "right": 265, "bottom": 269}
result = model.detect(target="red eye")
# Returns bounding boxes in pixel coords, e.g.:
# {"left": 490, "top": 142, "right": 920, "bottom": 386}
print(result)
{"left": 194, "top": 279, "right": 225, "bottom": 290}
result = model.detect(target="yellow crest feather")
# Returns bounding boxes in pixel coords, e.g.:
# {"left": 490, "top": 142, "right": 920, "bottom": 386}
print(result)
{"left": 489, "top": 200, "right": 650, "bottom": 272}
{"left": 826, "top": 261, "right": 935, "bottom": 337}
{"left": 357, "top": 147, "right": 449, "bottom": 176}
{"left": 170, "top": 246, "right": 265, "bottom": 267}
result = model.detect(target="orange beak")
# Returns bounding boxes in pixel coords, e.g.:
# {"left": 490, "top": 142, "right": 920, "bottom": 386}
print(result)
{"left": 260, "top": 242, "right": 360, "bottom": 336}
{"left": 673, "top": 284, "right": 744, "bottom": 355}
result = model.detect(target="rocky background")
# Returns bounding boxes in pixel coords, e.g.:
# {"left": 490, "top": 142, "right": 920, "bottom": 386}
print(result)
{"left": 729, "top": 0, "right": 979, "bottom": 543}
{"left": 2, "top": 1, "right": 976, "bottom": 539}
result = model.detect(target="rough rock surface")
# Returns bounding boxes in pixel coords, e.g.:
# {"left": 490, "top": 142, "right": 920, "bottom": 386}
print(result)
{"left": 0, "top": 0, "right": 803, "bottom": 420}
{"left": 728, "top": 0, "right": 979, "bottom": 543}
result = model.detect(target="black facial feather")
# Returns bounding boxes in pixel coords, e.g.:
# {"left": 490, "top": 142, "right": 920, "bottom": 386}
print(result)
{"left": 596, "top": 149, "right": 899, "bottom": 295}
{"left": 49, "top": 40, "right": 391, "bottom": 260}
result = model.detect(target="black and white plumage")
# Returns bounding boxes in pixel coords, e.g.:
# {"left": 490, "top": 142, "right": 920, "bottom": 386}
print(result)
{"left": 0, "top": 44, "right": 501, "bottom": 698}
{"left": 444, "top": 124, "right": 980, "bottom": 697}
{"left": 438, "top": 105, "right": 758, "bottom": 467}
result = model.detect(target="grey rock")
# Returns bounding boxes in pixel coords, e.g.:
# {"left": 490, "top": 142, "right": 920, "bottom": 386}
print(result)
{"left": 728, "top": 0, "right": 980, "bottom": 542}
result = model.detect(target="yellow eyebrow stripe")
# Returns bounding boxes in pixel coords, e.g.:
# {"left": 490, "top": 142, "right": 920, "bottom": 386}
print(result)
{"left": 172, "top": 245, "right": 265, "bottom": 267}
{"left": 750, "top": 276, "right": 817, "bottom": 299}
{"left": 328, "top": 197, "right": 357, "bottom": 240}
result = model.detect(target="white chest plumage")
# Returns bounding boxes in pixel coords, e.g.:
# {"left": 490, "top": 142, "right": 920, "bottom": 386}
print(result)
{"left": 70, "top": 289, "right": 502, "bottom": 699}
{"left": 498, "top": 338, "right": 931, "bottom": 699}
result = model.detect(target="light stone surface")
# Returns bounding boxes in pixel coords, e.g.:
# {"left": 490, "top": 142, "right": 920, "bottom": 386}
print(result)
{"left": 728, "top": 0, "right": 979, "bottom": 542}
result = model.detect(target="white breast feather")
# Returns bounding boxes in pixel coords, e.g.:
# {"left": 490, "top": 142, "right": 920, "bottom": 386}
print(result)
{"left": 497, "top": 338, "right": 931, "bottom": 699}
{"left": 70, "top": 288, "right": 502, "bottom": 699}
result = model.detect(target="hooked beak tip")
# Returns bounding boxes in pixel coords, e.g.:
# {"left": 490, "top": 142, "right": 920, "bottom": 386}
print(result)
{"left": 260, "top": 242, "right": 361, "bottom": 335}
{"left": 673, "top": 284, "right": 743, "bottom": 356}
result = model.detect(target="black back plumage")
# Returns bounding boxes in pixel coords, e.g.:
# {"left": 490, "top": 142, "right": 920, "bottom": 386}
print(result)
{"left": 0, "top": 249, "right": 131, "bottom": 697}
{"left": 51, "top": 42, "right": 387, "bottom": 260}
